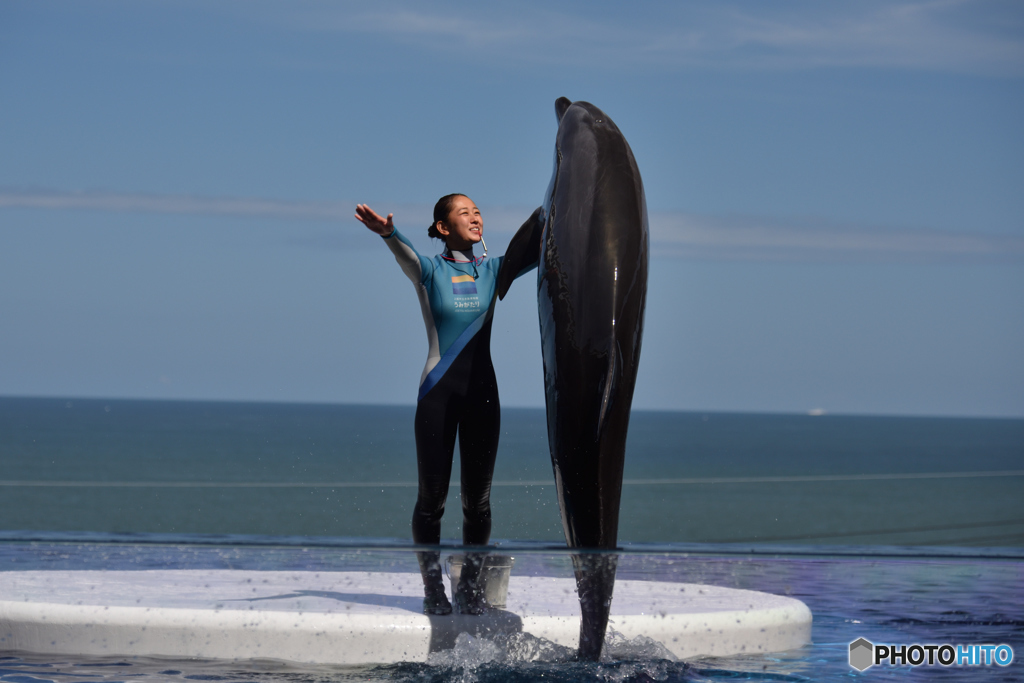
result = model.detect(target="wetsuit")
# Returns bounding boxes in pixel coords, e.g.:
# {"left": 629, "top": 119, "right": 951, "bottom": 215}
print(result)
{"left": 382, "top": 228, "right": 530, "bottom": 546}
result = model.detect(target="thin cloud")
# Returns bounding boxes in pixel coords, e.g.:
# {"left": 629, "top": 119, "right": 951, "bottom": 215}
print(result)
{"left": 276, "top": 0, "right": 1024, "bottom": 76}
{"left": 4, "top": 188, "right": 1022, "bottom": 263}
{"left": 715, "top": 0, "right": 1024, "bottom": 74}
{"left": 651, "top": 212, "right": 1024, "bottom": 263}
{"left": 0, "top": 188, "right": 349, "bottom": 222}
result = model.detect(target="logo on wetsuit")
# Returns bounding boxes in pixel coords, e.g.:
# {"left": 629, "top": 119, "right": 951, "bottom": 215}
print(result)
{"left": 451, "top": 275, "right": 481, "bottom": 310}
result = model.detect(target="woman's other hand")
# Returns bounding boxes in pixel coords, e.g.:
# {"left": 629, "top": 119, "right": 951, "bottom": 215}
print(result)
{"left": 355, "top": 204, "right": 395, "bottom": 236}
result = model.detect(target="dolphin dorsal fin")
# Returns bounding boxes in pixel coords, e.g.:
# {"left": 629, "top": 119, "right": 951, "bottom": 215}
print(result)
{"left": 555, "top": 97, "right": 572, "bottom": 122}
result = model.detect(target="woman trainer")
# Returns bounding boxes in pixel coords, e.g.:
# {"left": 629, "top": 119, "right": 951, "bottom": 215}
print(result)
{"left": 354, "top": 195, "right": 533, "bottom": 615}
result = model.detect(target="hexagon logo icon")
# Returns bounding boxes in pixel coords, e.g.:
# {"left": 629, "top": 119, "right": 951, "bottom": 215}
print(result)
{"left": 849, "top": 638, "right": 874, "bottom": 671}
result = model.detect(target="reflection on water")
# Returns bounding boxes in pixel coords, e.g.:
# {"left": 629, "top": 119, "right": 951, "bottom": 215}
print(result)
{"left": 1, "top": 537, "right": 1021, "bottom": 682}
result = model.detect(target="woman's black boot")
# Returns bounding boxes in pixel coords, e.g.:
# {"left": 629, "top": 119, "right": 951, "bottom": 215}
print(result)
{"left": 417, "top": 551, "right": 452, "bottom": 615}
{"left": 454, "top": 552, "right": 489, "bottom": 615}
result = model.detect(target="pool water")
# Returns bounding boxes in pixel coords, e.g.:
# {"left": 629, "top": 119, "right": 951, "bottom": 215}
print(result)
{"left": 1, "top": 537, "right": 1021, "bottom": 682}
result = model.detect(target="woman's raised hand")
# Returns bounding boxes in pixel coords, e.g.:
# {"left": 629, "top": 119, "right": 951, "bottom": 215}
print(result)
{"left": 354, "top": 204, "right": 395, "bottom": 236}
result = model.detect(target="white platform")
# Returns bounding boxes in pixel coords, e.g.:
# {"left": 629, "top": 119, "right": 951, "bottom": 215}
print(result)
{"left": 0, "top": 570, "right": 811, "bottom": 665}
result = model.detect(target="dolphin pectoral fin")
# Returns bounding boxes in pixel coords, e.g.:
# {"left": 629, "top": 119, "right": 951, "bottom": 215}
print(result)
{"left": 555, "top": 97, "right": 572, "bottom": 122}
{"left": 497, "top": 206, "right": 544, "bottom": 300}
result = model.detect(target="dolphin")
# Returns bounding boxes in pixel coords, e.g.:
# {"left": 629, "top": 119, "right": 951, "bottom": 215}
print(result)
{"left": 498, "top": 97, "right": 649, "bottom": 660}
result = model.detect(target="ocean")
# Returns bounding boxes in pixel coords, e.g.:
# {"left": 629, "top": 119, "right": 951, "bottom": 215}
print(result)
{"left": 1, "top": 397, "right": 1022, "bottom": 546}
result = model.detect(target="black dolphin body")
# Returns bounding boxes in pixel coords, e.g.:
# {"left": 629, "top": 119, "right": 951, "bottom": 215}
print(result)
{"left": 499, "top": 97, "right": 649, "bottom": 660}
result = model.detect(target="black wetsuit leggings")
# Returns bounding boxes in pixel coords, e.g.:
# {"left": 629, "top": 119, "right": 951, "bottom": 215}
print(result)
{"left": 412, "top": 360, "right": 500, "bottom": 547}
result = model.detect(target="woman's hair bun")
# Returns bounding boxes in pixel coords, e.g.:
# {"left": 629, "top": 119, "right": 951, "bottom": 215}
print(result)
{"left": 428, "top": 193, "right": 466, "bottom": 240}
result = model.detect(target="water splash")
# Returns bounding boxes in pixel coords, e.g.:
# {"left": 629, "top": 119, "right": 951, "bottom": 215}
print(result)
{"left": 425, "top": 631, "right": 573, "bottom": 672}
{"left": 603, "top": 629, "right": 679, "bottom": 663}
{"left": 418, "top": 630, "right": 687, "bottom": 683}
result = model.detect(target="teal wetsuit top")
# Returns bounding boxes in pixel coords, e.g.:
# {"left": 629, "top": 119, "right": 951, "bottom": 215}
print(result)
{"left": 382, "top": 228, "right": 506, "bottom": 401}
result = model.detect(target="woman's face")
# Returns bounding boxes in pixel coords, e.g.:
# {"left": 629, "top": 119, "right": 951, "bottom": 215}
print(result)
{"left": 437, "top": 196, "right": 483, "bottom": 250}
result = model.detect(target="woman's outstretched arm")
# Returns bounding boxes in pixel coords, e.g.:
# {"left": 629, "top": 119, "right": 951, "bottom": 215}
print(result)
{"left": 354, "top": 204, "right": 395, "bottom": 236}
{"left": 355, "top": 203, "right": 430, "bottom": 284}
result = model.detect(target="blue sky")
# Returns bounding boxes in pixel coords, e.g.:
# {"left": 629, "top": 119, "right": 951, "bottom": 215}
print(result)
{"left": 1, "top": 0, "right": 1022, "bottom": 416}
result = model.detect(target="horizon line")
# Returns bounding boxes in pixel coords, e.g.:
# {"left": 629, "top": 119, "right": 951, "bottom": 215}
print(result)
{"left": 1, "top": 394, "right": 1021, "bottom": 421}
